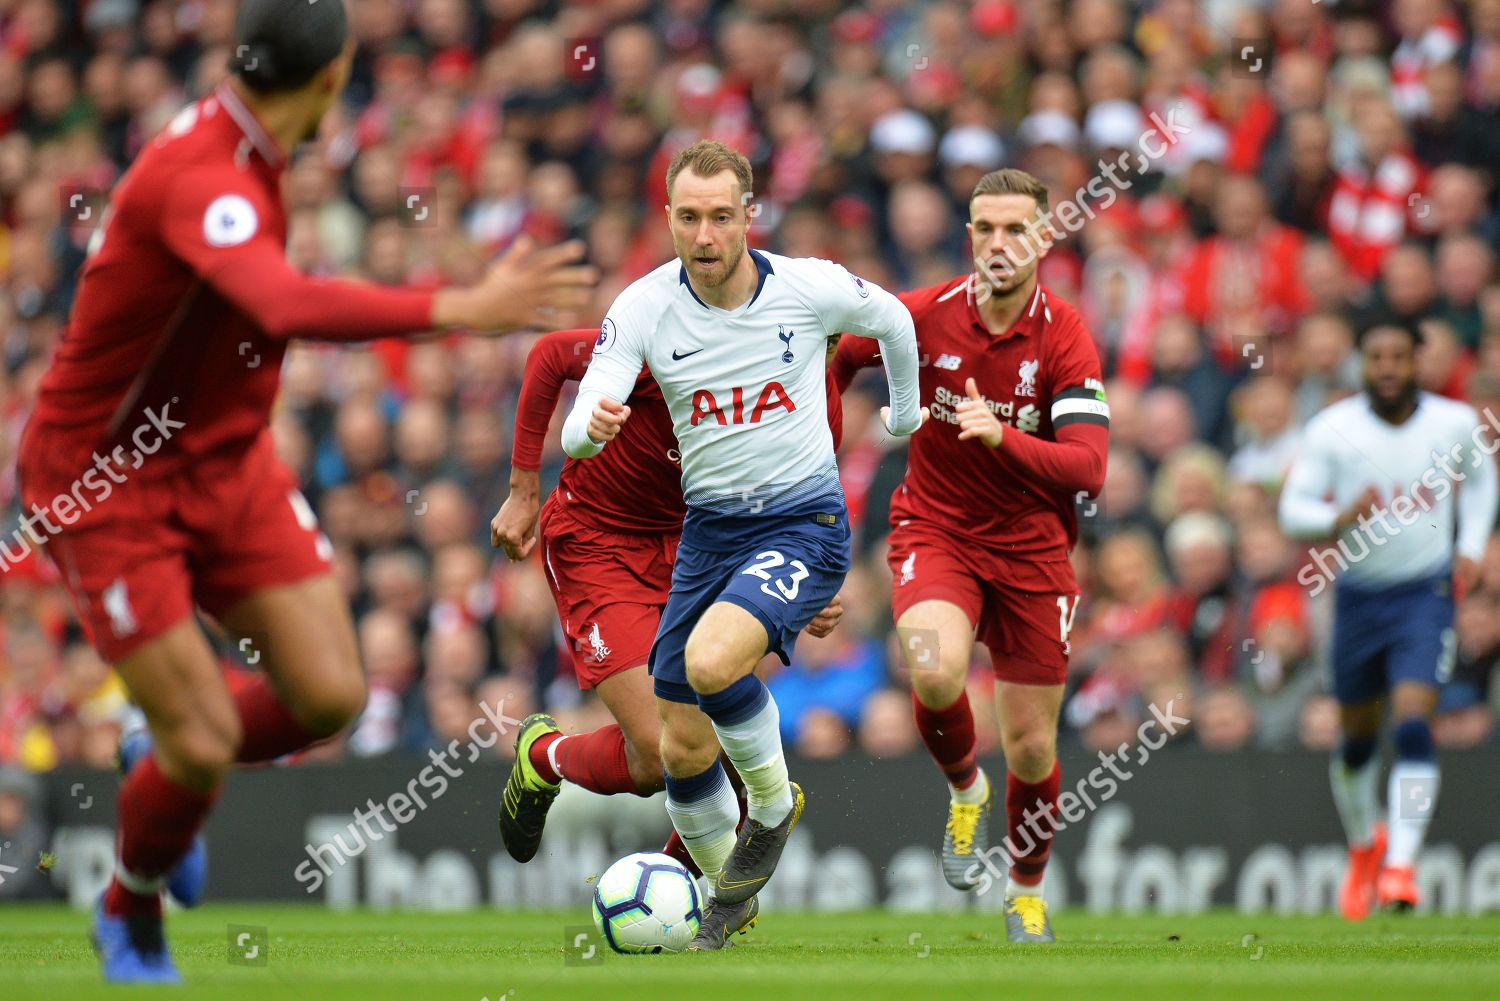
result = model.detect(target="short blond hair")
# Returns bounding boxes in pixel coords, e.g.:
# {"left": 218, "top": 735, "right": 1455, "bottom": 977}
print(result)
{"left": 666, "top": 139, "right": 754, "bottom": 204}
{"left": 971, "top": 168, "right": 1049, "bottom": 215}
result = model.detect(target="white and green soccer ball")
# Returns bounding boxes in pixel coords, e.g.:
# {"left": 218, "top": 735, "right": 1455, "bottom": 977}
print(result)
{"left": 591, "top": 852, "right": 703, "bottom": 954}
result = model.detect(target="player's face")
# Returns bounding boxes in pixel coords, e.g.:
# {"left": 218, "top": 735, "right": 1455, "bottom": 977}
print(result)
{"left": 968, "top": 193, "right": 1051, "bottom": 300}
{"left": 666, "top": 169, "right": 748, "bottom": 289}
{"left": 1362, "top": 327, "right": 1419, "bottom": 413}
{"left": 303, "top": 41, "right": 355, "bottom": 141}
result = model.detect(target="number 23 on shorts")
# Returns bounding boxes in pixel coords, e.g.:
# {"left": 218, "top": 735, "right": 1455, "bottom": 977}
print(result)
{"left": 741, "top": 550, "right": 810, "bottom": 604}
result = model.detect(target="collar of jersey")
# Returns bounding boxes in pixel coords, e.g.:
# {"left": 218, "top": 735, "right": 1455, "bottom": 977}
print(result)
{"left": 966, "top": 280, "right": 1047, "bottom": 341}
{"left": 215, "top": 83, "right": 284, "bottom": 169}
{"left": 679, "top": 248, "right": 774, "bottom": 314}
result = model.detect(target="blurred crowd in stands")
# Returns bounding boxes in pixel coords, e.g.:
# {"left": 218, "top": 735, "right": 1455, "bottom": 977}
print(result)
{"left": 3, "top": 0, "right": 1500, "bottom": 775}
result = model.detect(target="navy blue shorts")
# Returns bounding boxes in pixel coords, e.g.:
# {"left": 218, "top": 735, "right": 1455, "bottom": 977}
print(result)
{"left": 650, "top": 513, "right": 851, "bottom": 704}
{"left": 1330, "top": 573, "right": 1456, "bottom": 705}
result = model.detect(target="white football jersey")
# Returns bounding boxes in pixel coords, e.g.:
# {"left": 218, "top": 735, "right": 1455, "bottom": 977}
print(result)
{"left": 1279, "top": 391, "right": 1499, "bottom": 588}
{"left": 563, "top": 249, "right": 921, "bottom": 518}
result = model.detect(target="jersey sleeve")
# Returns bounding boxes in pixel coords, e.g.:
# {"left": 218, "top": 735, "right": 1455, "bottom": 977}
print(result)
{"left": 160, "top": 165, "right": 435, "bottom": 341}
{"left": 994, "top": 312, "right": 1109, "bottom": 496}
{"left": 1456, "top": 408, "right": 1500, "bottom": 562}
{"left": 512, "top": 328, "right": 594, "bottom": 472}
{"left": 805, "top": 260, "right": 922, "bottom": 435}
{"left": 1278, "top": 415, "right": 1341, "bottom": 538}
{"left": 832, "top": 331, "right": 884, "bottom": 393}
{"left": 561, "top": 295, "right": 650, "bottom": 458}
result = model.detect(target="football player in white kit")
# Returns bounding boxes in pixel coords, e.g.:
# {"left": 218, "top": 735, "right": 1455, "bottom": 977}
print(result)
{"left": 1280, "top": 318, "right": 1497, "bottom": 917}
{"left": 555, "top": 141, "right": 925, "bottom": 948}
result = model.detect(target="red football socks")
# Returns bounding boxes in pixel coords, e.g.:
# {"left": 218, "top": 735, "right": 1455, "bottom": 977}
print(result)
{"left": 1006, "top": 760, "right": 1061, "bottom": 887}
{"left": 103, "top": 754, "right": 219, "bottom": 918}
{"left": 529, "top": 725, "right": 641, "bottom": 795}
{"left": 912, "top": 689, "right": 980, "bottom": 790}
{"left": 232, "top": 675, "right": 322, "bottom": 764}
{"left": 661, "top": 831, "right": 700, "bottom": 876}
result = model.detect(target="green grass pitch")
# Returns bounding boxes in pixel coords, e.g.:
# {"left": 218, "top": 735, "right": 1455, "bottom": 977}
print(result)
{"left": 4, "top": 905, "right": 1498, "bottom": 1001}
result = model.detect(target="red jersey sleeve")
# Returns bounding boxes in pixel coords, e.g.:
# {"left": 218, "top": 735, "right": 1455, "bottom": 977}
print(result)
{"left": 995, "top": 311, "right": 1109, "bottom": 497}
{"left": 160, "top": 166, "right": 435, "bottom": 341}
{"left": 512, "top": 328, "right": 594, "bottom": 472}
{"left": 832, "top": 330, "right": 884, "bottom": 392}
{"left": 825, "top": 368, "right": 844, "bottom": 450}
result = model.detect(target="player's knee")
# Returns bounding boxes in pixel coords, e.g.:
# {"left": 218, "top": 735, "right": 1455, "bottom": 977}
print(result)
{"left": 682, "top": 636, "right": 743, "bottom": 695}
{"left": 297, "top": 668, "right": 367, "bottom": 737}
{"left": 1004, "top": 729, "right": 1056, "bottom": 781}
{"left": 910, "top": 666, "right": 966, "bottom": 708}
{"left": 160, "top": 720, "right": 240, "bottom": 784}
{"left": 1392, "top": 718, "right": 1435, "bottom": 762}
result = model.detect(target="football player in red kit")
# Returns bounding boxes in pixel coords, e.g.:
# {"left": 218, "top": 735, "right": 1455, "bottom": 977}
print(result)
{"left": 15, "top": 0, "right": 593, "bottom": 983}
{"left": 490, "top": 328, "right": 843, "bottom": 867}
{"left": 835, "top": 169, "right": 1108, "bottom": 942}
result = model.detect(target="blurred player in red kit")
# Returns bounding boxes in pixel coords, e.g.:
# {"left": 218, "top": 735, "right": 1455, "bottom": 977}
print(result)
{"left": 490, "top": 328, "right": 843, "bottom": 868}
{"left": 14, "top": 0, "right": 593, "bottom": 983}
{"left": 835, "top": 169, "right": 1109, "bottom": 942}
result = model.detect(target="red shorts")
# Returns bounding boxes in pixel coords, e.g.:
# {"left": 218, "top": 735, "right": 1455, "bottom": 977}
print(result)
{"left": 887, "top": 521, "right": 1077, "bottom": 686}
{"left": 17, "top": 431, "right": 331, "bottom": 663}
{"left": 538, "top": 497, "right": 677, "bottom": 689}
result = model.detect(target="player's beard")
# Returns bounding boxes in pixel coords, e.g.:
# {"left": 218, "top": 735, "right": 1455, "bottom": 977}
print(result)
{"left": 1366, "top": 375, "right": 1417, "bottom": 420}
{"left": 691, "top": 238, "right": 745, "bottom": 289}
{"left": 975, "top": 252, "right": 1032, "bottom": 305}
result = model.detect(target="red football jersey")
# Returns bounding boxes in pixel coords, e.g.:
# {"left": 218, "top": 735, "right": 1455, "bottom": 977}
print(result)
{"left": 513, "top": 328, "right": 685, "bottom": 535}
{"left": 515, "top": 328, "right": 845, "bottom": 535}
{"left": 836, "top": 279, "right": 1108, "bottom": 568}
{"left": 21, "top": 84, "right": 436, "bottom": 490}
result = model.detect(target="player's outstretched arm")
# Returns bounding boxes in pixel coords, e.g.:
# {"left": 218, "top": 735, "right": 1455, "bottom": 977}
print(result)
{"left": 163, "top": 174, "right": 595, "bottom": 341}
{"left": 431, "top": 237, "right": 598, "bottom": 334}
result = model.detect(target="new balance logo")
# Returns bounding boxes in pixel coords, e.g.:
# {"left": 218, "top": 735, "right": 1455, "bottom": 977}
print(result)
{"left": 588, "top": 623, "right": 611, "bottom": 663}
{"left": 933, "top": 354, "right": 962, "bottom": 370}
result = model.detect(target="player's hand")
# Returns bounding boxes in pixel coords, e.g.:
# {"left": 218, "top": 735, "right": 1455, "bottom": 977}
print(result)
{"left": 1454, "top": 555, "right": 1480, "bottom": 603}
{"left": 588, "top": 397, "right": 631, "bottom": 446}
{"left": 955, "top": 377, "right": 1005, "bottom": 447}
{"left": 1334, "top": 486, "right": 1380, "bottom": 533}
{"left": 804, "top": 595, "right": 844, "bottom": 638}
{"left": 491, "top": 484, "right": 541, "bottom": 562}
{"left": 880, "top": 405, "right": 931, "bottom": 436}
{"left": 441, "top": 235, "right": 598, "bottom": 333}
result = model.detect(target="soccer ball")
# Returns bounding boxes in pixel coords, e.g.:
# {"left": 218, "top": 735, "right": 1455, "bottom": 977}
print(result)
{"left": 591, "top": 852, "right": 703, "bottom": 954}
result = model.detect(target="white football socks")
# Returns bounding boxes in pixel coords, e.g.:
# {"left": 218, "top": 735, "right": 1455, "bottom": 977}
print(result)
{"left": 1329, "top": 754, "right": 1380, "bottom": 848}
{"left": 711, "top": 696, "right": 794, "bottom": 826}
{"left": 951, "top": 769, "right": 989, "bottom": 805}
{"left": 1386, "top": 760, "right": 1440, "bottom": 868}
{"left": 664, "top": 769, "right": 739, "bottom": 888}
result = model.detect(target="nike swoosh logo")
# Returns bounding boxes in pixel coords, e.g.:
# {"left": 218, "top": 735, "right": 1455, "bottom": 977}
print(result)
{"left": 716, "top": 876, "right": 764, "bottom": 889}
{"left": 672, "top": 348, "right": 704, "bottom": 360}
